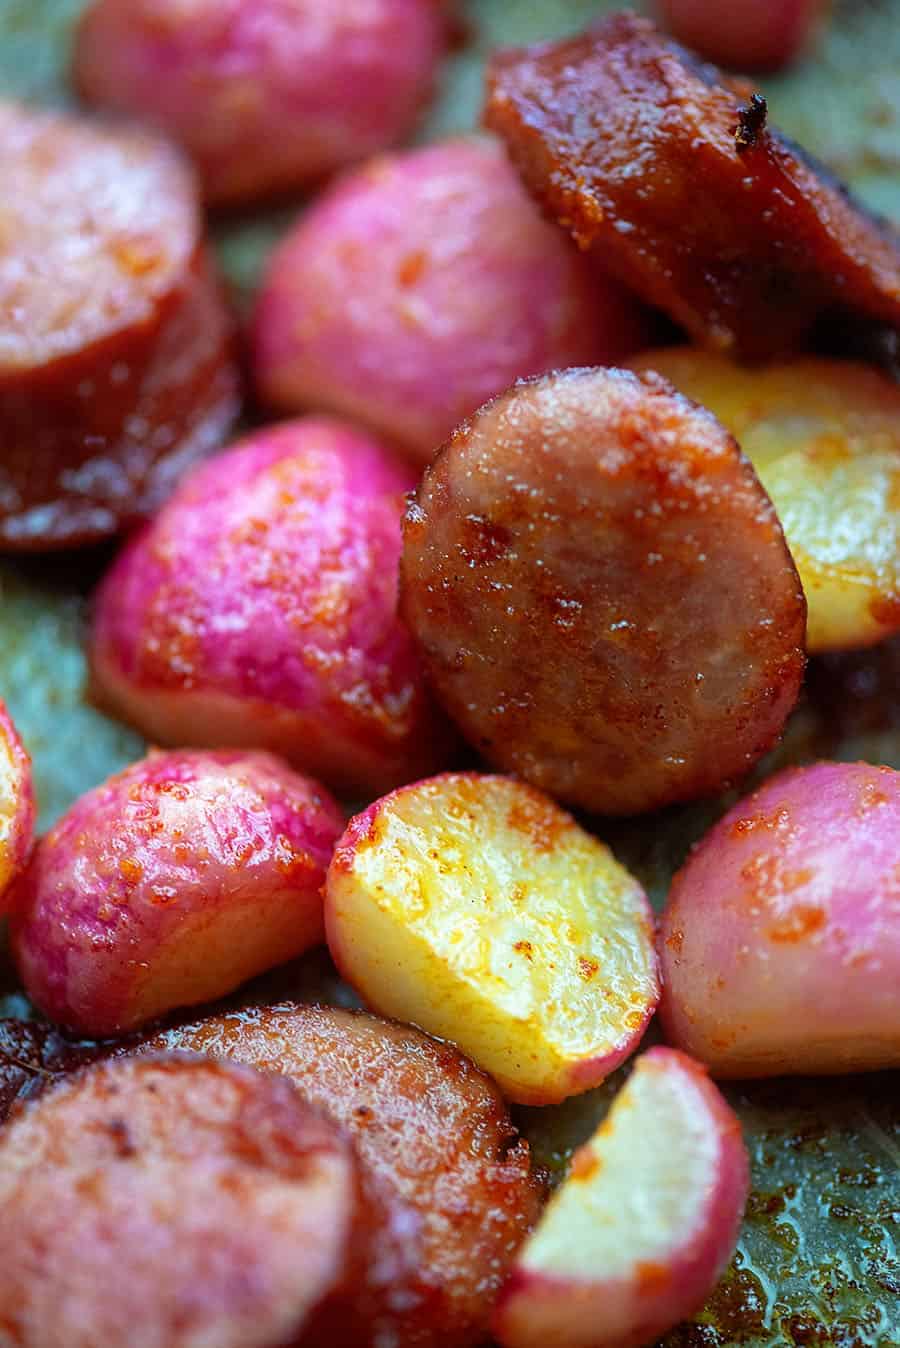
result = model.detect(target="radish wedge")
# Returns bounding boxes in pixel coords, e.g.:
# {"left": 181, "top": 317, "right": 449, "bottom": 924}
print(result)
{"left": 493, "top": 1047, "right": 750, "bottom": 1348}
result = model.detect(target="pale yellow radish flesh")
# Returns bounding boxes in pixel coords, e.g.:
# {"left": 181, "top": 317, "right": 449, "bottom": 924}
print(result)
{"left": 493, "top": 1048, "right": 750, "bottom": 1348}
{"left": 0, "top": 701, "right": 33, "bottom": 904}
{"left": 325, "top": 773, "right": 658, "bottom": 1105}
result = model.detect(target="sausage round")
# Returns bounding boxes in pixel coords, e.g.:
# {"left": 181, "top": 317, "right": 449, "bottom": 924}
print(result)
{"left": 400, "top": 366, "right": 807, "bottom": 816}
{"left": 484, "top": 12, "right": 900, "bottom": 361}
{"left": 0, "top": 100, "right": 238, "bottom": 548}
{"left": 131, "top": 1001, "right": 543, "bottom": 1347}
{"left": 0, "top": 1055, "right": 367, "bottom": 1348}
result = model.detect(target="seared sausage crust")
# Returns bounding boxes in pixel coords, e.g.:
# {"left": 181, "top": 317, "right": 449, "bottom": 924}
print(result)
{"left": 484, "top": 12, "right": 900, "bottom": 360}
{"left": 0, "top": 101, "right": 238, "bottom": 548}
{"left": 0, "top": 1055, "right": 367, "bottom": 1348}
{"left": 400, "top": 367, "right": 806, "bottom": 815}
{"left": 132, "top": 1001, "right": 543, "bottom": 1347}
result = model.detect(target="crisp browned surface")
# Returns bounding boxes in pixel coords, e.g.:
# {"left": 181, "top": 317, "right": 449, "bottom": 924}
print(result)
{"left": 484, "top": 11, "right": 900, "bottom": 360}
{"left": 400, "top": 367, "right": 806, "bottom": 816}
{"left": 0, "top": 1055, "right": 367, "bottom": 1348}
{"left": 0, "top": 1019, "right": 50, "bottom": 1117}
{"left": 0, "top": 1017, "right": 98, "bottom": 1121}
{"left": 130, "top": 1002, "right": 543, "bottom": 1348}
{"left": 0, "top": 100, "right": 237, "bottom": 547}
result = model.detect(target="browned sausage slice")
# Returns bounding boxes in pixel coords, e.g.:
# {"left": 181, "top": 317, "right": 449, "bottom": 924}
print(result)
{"left": 0, "top": 1055, "right": 367, "bottom": 1348}
{"left": 484, "top": 11, "right": 900, "bottom": 360}
{"left": 0, "top": 100, "right": 238, "bottom": 548}
{"left": 400, "top": 366, "right": 807, "bottom": 816}
{"left": 129, "top": 1001, "right": 543, "bottom": 1348}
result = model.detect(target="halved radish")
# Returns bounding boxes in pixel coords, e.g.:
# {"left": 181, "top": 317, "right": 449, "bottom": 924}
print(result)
{"left": 659, "top": 761, "right": 900, "bottom": 1076}
{"left": 325, "top": 772, "right": 658, "bottom": 1105}
{"left": 493, "top": 1047, "right": 750, "bottom": 1348}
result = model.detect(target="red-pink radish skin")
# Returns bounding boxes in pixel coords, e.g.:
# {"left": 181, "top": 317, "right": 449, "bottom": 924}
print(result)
{"left": 660, "top": 761, "right": 900, "bottom": 1076}
{"left": 90, "top": 418, "right": 457, "bottom": 797}
{"left": 74, "top": 0, "right": 451, "bottom": 205}
{"left": 252, "top": 139, "right": 650, "bottom": 463}
{"left": 9, "top": 748, "right": 344, "bottom": 1037}
{"left": 493, "top": 1047, "right": 750, "bottom": 1348}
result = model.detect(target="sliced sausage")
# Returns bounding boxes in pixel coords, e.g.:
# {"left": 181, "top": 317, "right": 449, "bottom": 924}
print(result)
{"left": 0, "top": 100, "right": 238, "bottom": 548}
{"left": 484, "top": 11, "right": 900, "bottom": 360}
{"left": 128, "top": 1001, "right": 543, "bottom": 1348}
{"left": 400, "top": 366, "right": 807, "bottom": 816}
{"left": 0, "top": 1055, "right": 367, "bottom": 1348}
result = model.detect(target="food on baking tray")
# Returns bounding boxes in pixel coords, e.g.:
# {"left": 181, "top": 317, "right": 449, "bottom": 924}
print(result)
{"left": 0, "top": 701, "right": 33, "bottom": 907}
{"left": 0, "top": 99, "right": 237, "bottom": 549}
{"left": 73, "top": 0, "right": 452, "bottom": 206}
{"left": 628, "top": 350, "right": 900, "bottom": 653}
{"left": 89, "top": 418, "right": 457, "bottom": 796}
{"left": 484, "top": 12, "right": 900, "bottom": 361}
{"left": 659, "top": 761, "right": 900, "bottom": 1077}
{"left": 325, "top": 772, "right": 658, "bottom": 1105}
{"left": 251, "top": 137, "right": 648, "bottom": 463}
{"left": 8, "top": 749, "right": 344, "bottom": 1036}
{"left": 400, "top": 366, "right": 806, "bottom": 815}
{"left": 0, "top": 1055, "right": 369, "bottom": 1348}
{"left": 492, "top": 1048, "right": 750, "bottom": 1348}
{"left": 1, "top": 3, "right": 898, "bottom": 1345}
{"left": 127, "top": 1001, "right": 543, "bottom": 1347}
